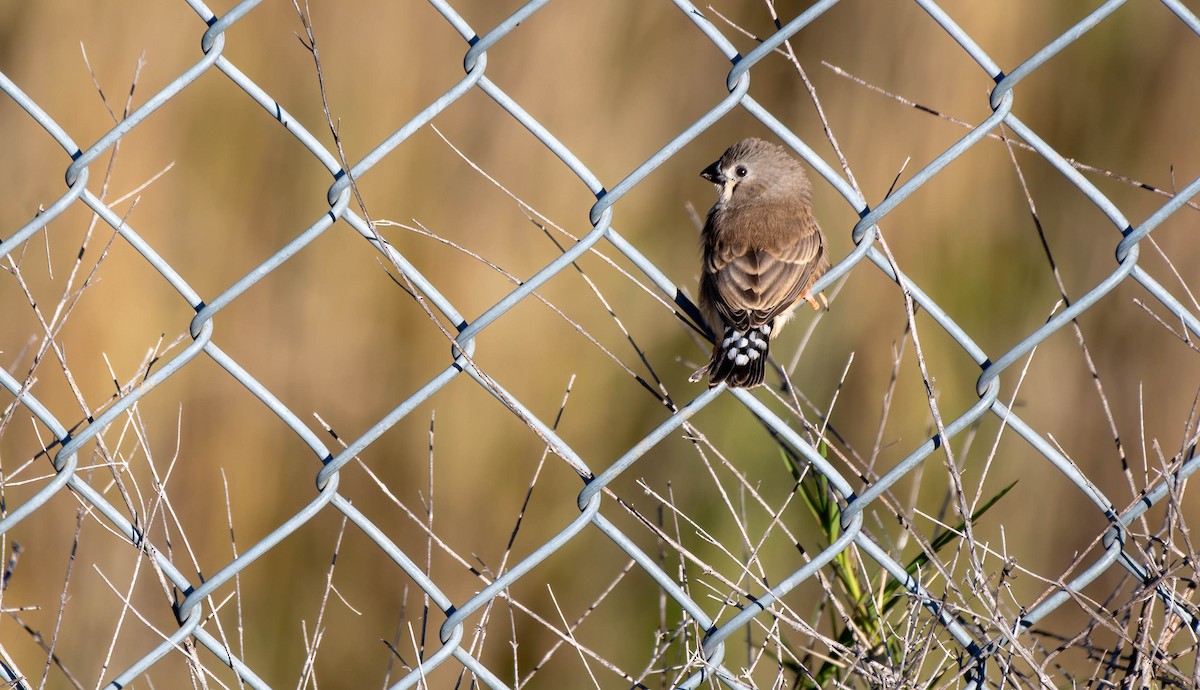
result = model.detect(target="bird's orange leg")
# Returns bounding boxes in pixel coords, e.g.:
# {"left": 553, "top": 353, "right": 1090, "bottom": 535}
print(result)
{"left": 801, "top": 291, "right": 828, "bottom": 311}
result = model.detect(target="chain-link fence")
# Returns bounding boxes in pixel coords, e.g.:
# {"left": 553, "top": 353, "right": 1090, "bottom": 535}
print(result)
{"left": 2, "top": 1, "right": 1200, "bottom": 688}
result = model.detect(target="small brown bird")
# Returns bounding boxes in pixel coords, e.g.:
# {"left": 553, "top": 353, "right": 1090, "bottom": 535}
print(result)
{"left": 690, "top": 138, "right": 830, "bottom": 388}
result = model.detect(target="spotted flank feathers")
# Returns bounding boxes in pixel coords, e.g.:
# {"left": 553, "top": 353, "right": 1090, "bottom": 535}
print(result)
{"left": 692, "top": 322, "right": 773, "bottom": 388}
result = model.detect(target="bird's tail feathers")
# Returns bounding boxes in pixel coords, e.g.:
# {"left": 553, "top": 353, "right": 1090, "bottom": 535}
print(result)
{"left": 691, "top": 323, "right": 773, "bottom": 388}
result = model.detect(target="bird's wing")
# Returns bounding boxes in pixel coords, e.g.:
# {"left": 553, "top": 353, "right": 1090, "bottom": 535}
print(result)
{"left": 704, "top": 211, "right": 826, "bottom": 329}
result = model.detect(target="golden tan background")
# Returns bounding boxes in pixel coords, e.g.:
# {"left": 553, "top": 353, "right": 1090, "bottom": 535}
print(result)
{"left": 1, "top": 0, "right": 1198, "bottom": 687}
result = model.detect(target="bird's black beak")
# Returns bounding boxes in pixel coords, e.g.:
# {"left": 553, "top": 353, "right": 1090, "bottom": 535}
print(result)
{"left": 700, "top": 161, "right": 725, "bottom": 184}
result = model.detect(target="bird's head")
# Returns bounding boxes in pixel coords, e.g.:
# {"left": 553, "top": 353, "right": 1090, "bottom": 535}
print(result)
{"left": 700, "top": 137, "right": 810, "bottom": 206}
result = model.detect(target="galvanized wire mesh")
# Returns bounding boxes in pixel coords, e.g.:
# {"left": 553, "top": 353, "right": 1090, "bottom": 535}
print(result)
{"left": 2, "top": 1, "right": 1200, "bottom": 688}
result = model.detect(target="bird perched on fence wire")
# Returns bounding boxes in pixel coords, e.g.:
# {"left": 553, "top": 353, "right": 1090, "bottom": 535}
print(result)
{"left": 689, "top": 137, "right": 830, "bottom": 389}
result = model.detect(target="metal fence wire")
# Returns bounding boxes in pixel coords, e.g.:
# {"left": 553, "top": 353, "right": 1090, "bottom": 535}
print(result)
{"left": 3, "top": 1, "right": 1200, "bottom": 688}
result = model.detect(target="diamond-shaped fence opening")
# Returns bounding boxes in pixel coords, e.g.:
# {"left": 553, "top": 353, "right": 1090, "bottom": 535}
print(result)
{"left": 2, "top": 1, "right": 1199, "bottom": 689}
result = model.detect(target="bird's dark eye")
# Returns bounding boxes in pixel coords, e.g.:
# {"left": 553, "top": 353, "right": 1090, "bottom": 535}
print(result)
{"left": 735, "top": 165, "right": 748, "bottom": 178}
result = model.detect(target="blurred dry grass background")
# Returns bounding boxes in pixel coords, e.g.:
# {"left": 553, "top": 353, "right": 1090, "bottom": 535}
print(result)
{"left": 1, "top": 0, "right": 1199, "bottom": 688}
